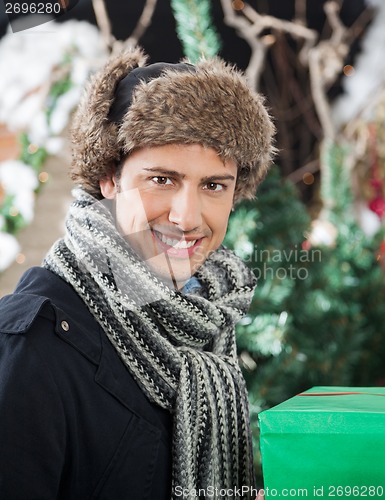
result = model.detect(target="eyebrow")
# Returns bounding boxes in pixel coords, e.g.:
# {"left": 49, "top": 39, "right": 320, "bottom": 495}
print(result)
{"left": 142, "top": 167, "right": 236, "bottom": 183}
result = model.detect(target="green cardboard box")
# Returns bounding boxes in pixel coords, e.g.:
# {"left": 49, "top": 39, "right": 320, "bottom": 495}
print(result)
{"left": 258, "top": 386, "right": 385, "bottom": 498}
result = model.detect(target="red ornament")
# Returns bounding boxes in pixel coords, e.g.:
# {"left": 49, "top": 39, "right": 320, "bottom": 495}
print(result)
{"left": 368, "top": 196, "right": 385, "bottom": 218}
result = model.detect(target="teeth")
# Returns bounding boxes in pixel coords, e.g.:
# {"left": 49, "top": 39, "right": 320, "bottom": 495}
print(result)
{"left": 174, "top": 239, "right": 196, "bottom": 249}
{"left": 155, "top": 231, "right": 197, "bottom": 249}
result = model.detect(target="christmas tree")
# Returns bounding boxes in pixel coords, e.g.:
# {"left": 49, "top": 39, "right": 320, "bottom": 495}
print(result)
{"left": 224, "top": 147, "right": 385, "bottom": 478}
{"left": 170, "top": 0, "right": 385, "bottom": 480}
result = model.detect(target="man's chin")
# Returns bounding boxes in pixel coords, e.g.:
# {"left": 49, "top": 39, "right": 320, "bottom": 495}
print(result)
{"left": 143, "top": 257, "right": 199, "bottom": 289}
{"left": 152, "top": 267, "right": 194, "bottom": 289}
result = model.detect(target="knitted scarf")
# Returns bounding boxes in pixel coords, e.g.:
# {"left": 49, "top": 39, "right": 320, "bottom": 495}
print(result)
{"left": 44, "top": 189, "right": 257, "bottom": 498}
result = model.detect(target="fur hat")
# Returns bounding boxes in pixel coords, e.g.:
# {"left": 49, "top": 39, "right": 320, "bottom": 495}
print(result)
{"left": 70, "top": 46, "right": 275, "bottom": 202}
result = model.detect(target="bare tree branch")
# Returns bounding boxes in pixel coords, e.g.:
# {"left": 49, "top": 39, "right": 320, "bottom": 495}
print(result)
{"left": 242, "top": 3, "right": 315, "bottom": 41}
{"left": 125, "top": 0, "right": 158, "bottom": 48}
{"left": 325, "top": 1, "right": 345, "bottom": 44}
{"left": 92, "top": 0, "right": 115, "bottom": 51}
{"left": 220, "top": 0, "right": 318, "bottom": 89}
{"left": 294, "top": 0, "right": 307, "bottom": 26}
{"left": 287, "top": 159, "right": 320, "bottom": 184}
{"left": 92, "top": 0, "right": 159, "bottom": 54}
{"left": 308, "top": 1, "right": 348, "bottom": 141}
{"left": 220, "top": 0, "right": 267, "bottom": 89}
{"left": 220, "top": 0, "right": 350, "bottom": 143}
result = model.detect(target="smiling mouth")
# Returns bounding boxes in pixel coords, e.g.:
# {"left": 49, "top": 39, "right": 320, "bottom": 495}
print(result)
{"left": 152, "top": 229, "right": 202, "bottom": 256}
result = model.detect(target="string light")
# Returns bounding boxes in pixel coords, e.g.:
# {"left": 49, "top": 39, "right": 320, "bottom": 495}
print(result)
{"left": 15, "top": 253, "right": 26, "bottom": 264}
{"left": 232, "top": 0, "right": 245, "bottom": 11}
{"left": 343, "top": 65, "right": 355, "bottom": 77}
{"left": 38, "top": 171, "right": 49, "bottom": 183}
{"left": 9, "top": 207, "right": 19, "bottom": 217}
{"left": 262, "top": 34, "right": 276, "bottom": 46}
{"left": 27, "top": 143, "right": 39, "bottom": 154}
{"left": 303, "top": 172, "right": 315, "bottom": 185}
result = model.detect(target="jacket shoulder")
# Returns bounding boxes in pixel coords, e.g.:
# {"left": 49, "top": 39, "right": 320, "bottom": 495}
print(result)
{"left": 0, "top": 293, "right": 53, "bottom": 335}
{"left": 0, "top": 266, "right": 78, "bottom": 336}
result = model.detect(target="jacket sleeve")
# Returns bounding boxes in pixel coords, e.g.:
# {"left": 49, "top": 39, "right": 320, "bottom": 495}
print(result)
{"left": 0, "top": 329, "right": 66, "bottom": 499}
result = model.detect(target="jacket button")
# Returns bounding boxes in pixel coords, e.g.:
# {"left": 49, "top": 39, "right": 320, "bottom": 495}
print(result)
{"left": 61, "top": 320, "right": 70, "bottom": 332}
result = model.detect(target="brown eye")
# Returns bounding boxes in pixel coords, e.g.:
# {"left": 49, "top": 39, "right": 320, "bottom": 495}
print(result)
{"left": 152, "top": 176, "right": 171, "bottom": 185}
{"left": 205, "top": 182, "right": 223, "bottom": 192}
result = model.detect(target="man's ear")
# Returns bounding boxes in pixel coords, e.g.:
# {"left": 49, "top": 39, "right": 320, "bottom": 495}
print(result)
{"left": 100, "top": 175, "right": 117, "bottom": 199}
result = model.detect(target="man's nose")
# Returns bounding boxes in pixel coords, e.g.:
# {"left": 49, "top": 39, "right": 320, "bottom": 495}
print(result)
{"left": 168, "top": 187, "right": 203, "bottom": 231}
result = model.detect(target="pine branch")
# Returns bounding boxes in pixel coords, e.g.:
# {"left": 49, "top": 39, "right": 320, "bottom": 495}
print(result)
{"left": 171, "top": 0, "right": 221, "bottom": 62}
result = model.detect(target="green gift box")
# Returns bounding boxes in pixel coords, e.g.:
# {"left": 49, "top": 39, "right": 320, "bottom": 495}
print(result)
{"left": 258, "top": 386, "right": 385, "bottom": 498}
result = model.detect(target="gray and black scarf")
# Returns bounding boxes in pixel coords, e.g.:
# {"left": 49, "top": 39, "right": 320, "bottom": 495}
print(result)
{"left": 44, "top": 189, "right": 257, "bottom": 498}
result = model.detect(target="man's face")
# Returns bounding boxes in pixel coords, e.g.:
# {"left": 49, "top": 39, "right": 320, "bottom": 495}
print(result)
{"left": 100, "top": 144, "right": 237, "bottom": 289}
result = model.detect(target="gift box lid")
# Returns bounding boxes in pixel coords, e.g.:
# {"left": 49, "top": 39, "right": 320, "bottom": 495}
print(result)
{"left": 259, "top": 386, "right": 385, "bottom": 434}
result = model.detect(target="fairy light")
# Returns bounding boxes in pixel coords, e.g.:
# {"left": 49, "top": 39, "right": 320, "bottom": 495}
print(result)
{"left": 9, "top": 207, "right": 19, "bottom": 217}
{"left": 262, "top": 34, "right": 276, "bottom": 46}
{"left": 27, "top": 143, "right": 39, "bottom": 154}
{"left": 232, "top": 0, "right": 245, "bottom": 11}
{"left": 343, "top": 65, "right": 355, "bottom": 77}
{"left": 16, "top": 253, "right": 26, "bottom": 264}
{"left": 38, "top": 171, "right": 49, "bottom": 183}
{"left": 303, "top": 172, "right": 315, "bottom": 185}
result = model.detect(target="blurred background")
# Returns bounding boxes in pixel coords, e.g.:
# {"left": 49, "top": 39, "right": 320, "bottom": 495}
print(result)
{"left": 1, "top": 0, "right": 385, "bottom": 479}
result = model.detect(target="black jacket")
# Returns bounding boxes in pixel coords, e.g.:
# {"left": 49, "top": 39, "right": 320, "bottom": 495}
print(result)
{"left": 0, "top": 267, "right": 172, "bottom": 500}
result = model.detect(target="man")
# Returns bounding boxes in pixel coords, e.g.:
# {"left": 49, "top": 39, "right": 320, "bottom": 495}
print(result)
{"left": 0, "top": 47, "right": 274, "bottom": 499}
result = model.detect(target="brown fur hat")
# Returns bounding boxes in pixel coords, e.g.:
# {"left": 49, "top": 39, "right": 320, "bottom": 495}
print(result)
{"left": 70, "top": 46, "right": 275, "bottom": 202}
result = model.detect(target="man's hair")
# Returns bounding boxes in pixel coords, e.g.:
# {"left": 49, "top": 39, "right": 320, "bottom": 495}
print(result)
{"left": 70, "top": 47, "right": 276, "bottom": 203}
